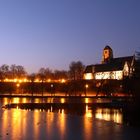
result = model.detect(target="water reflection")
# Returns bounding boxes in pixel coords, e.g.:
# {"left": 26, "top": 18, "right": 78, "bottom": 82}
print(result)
{"left": 1, "top": 108, "right": 28, "bottom": 140}
{"left": 2, "top": 98, "right": 9, "bottom": 105}
{"left": 22, "top": 98, "right": 27, "bottom": 103}
{"left": 12, "top": 98, "right": 20, "bottom": 104}
{"left": 58, "top": 109, "right": 66, "bottom": 140}
{"left": 84, "top": 113, "right": 92, "bottom": 140}
{"left": 85, "top": 98, "right": 89, "bottom": 103}
{"left": 0, "top": 105, "right": 140, "bottom": 139}
{"left": 95, "top": 108, "right": 123, "bottom": 124}
{"left": 84, "top": 105, "right": 93, "bottom": 140}
{"left": 0, "top": 97, "right": 123, "bottom": 125}
{"left": 0, "top": 97, "right": 112, "bottom": 106}
{"left": 33, "top": 110, "right": 40, "bottom": 139}
{"left": 11, "top": 109, "right": 22, "bottom": 139}
{"left": 46, "top": 111, "right": 54, "bottom": 139}
{"left": 85, "top": 105, "right": 92, "bottom": 118}
{"left": 60, "top": 98, "right": 65, "bottom": 103}
{"left": 34, "top": 98, "right": 40, "bottom": 103}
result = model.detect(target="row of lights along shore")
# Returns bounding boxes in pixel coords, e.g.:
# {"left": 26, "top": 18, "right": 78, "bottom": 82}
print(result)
{"left": 2, "top": 78, "right": 66, "bottom": 83}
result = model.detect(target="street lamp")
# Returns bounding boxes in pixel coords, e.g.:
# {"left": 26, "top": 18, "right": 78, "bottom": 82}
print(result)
{"left": 16, "top": 83, "right": 20, "bottom": 94}
{"left": 51, "top": 84, "right": 53, "bottom": 88}
{"left": 16, "top": 83, "right": 20, "bottom": 88}
{"left": 51, "top": 84, "right": 54, "bottom": 97}
{"left": 85, "top": 84, "right": 89, "bottom": 96}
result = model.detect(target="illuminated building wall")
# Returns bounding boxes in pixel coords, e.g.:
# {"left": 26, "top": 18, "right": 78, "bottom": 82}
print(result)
{"left": 84, "top": 46, "right": 134, "bottom": 80}
{"left": 95, "top": 71, "right": 123, "bottom": 80}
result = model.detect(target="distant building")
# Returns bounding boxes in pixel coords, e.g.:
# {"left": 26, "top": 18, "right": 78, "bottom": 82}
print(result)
{"left": 84, "top": 46, "right": 140, "bottom": 80}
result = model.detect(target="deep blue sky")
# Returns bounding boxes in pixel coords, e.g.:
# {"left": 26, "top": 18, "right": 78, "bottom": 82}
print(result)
{"left": 0, "top": 0, "right": 140, "bottom": 73}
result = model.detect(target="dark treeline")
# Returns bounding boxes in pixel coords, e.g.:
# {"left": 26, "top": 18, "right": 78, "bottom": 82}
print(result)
{"left": 0, "top": 61, "right": 85, "bottom": 81}
{"left": 0, "top": 61, "right": 86, "bottom": 96}
{"left": 0, "top": 79, "right": 124, "bottom": 96}
{"left": 0, "top": 61, "right": 140, "bottom": 98}
{"left": 0, "top": 64, "right": 26, "bottom": 79}
{"left": 0, "top": 80, "right": 85, "bottom": 96}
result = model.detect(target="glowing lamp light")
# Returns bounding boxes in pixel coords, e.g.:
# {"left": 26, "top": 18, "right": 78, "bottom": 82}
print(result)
{"left": 13, "top": 98, "right": 20, "bottom": 103}
{"left": 85, "top": 98, "right": 89, "bottom": 104}
{"left": 16, "top": 83, "right": 20, "bottom": 88}
{"left": 14, "top": 79, "right": 17, "bottom": 82}
{"left": 61, "top": 79, "right": 66, "bottom": 83}
{"left": 85, "top": 84, "right": 89, "bottom": 89}
{"left": 23, "top": 78, "right": 27, "bottom": 82}
{"left": 4, "top": 78, "right": 9, "bottom": 82}
{"left": 61, "top": 109, "right": 64, "bottom": 114}
{"left": 19, "top": 79, "right": 22, "bottom": 83}
{"left": 35, "top": 79, "right": 39, "bottom": 83}
{"left": 47, "top": 79, "right": 51, "bottom": 82}
{"left": 61, "top": 98, "right": 65, "bottom": 103}
{"left": 85, "top": 105, "right": 92, "bottom": 118}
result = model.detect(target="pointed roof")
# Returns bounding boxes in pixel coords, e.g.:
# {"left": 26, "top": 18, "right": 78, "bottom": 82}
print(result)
{"left": 104, "top": 45, "right": 112, "bottom": 50}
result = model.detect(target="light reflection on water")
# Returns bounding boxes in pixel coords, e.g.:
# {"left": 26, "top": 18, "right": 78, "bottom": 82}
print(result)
{"left": 0, "top": 97, "right": 123, "bottom": 139}
{"left": 1, "top": 108, "right": 28, "bottom": 140}
{"left": 95, "top": 108, "right": 123, "bottom": 124}
{"left": 85, "top": 105, "right": 92, "bottom": 118}
{"left": 60, "top": 98, "right": 65, "bottom": 103}
{"left": 0, "top": 97, "right": 123, "bottom": 124}
{"left": 0, "top": 106, "right": 140, "bottom": 139}
{"left": 58, "top": 109, "right": 65, "bottom": 140}
{"left": 84, "top": 106, "right": 93, "bottom": 140}
{"left": 0, "top": 97, "right": 110, "bottom": 105}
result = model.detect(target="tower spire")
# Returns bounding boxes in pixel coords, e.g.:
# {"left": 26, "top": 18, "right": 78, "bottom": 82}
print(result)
{"left": 102, "top": 45, "right": 113, "bottom": 64}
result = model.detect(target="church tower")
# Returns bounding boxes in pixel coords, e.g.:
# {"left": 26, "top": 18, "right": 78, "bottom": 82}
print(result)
{"left": 102, "top": 45, "right": 113, "bottom": 64}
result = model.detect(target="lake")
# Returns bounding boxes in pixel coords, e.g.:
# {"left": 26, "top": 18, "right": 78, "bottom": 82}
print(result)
{"left": 0, "top": 97, "right": 140, "bottom": 140}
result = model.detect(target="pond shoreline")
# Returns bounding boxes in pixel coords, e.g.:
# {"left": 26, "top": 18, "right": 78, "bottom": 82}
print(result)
{"left": 2, "top": 101, "right": 127, "bottom": 110}
{"left": 2, "top": 101, "right": 140, "bottom": 127}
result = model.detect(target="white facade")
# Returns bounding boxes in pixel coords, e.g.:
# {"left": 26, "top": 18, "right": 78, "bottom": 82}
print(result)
{"left": 84, "top": 70, "right": 123, "bottom": 80}
{"left": 123, "top": 62, "right": 129, "bottom": 76}
{"left": 84, "top": 73, "right": 93, "bottom": 80}
{"left": 95, "top": 71, "right": 123, "bottom": 80}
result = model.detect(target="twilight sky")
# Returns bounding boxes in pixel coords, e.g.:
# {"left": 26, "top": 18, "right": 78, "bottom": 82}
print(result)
{"left": 0, "top": 0, "right": 140, "bottom": 73}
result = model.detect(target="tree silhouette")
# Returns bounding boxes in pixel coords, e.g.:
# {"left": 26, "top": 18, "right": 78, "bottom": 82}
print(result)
{"left": 28, "top": 73, "right": 36, "bottom": 96}
{"left": 69, "top": 61, "right": 85, "bottom": 80}
{"left": 38, "top": 68, "right": 47, "bottom": 96}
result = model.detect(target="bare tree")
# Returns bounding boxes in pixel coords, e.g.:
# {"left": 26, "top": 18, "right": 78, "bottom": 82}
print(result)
{"left": 10, "top": 64, "right": 17, "bottom": 79}
{"left": 28, "top": 73, "right": 36, "bottom": 96}
{"left": 0, "top": 64, "right": 10, "bottom": 79}
{"left": 54, "top": 70, "right": 68, "bottom": 80}
{"left": 16, "top": 65, "right": 26, "bottom": 78}
{"left": 45, "top": 68, "right": 53, "bottom": 80}
{"left": 38, "top": 68, "right": 46, "bottom": 81}
{"left": 38, "top": 68, "right": 47, "bottom": 96}
{"left": 10, "top": 64, "right": 26, "bottom": 78}
{"left": 69, "top": 61, "right": 85, "bottom": 80}
{"left": 38, "top": 67, "right": 53, "bottom": 80}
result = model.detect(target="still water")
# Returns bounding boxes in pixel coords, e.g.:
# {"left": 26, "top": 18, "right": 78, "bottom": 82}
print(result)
{"left": 0, "top": 98, "right": 140, "bottom": 140}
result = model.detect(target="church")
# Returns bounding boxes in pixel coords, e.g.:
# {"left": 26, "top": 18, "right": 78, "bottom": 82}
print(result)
{"left": 84, "top": 46, "right": 140, "bottom": 80}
